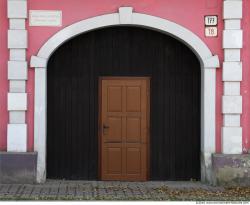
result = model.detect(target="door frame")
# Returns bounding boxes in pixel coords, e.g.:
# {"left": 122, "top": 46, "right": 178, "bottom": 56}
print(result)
{"left": 98, "top": 76, "right": 151, "bottom": 181}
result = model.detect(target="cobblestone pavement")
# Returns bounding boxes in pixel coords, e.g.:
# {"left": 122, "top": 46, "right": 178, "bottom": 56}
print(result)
{"left": 0, "top": 180, "right": 226, "bottom": 200}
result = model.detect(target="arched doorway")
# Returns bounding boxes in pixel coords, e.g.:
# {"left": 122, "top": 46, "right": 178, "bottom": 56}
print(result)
{"left": 31, "top": 8, "right": 219, "bottom": 183}
{"left": 46, "top": 26, "right": 201, "bottom": 181}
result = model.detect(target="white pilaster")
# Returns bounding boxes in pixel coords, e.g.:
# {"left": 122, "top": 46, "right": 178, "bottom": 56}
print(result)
{"left": 222, "top": 0, "right": 243, "bottom": 154}
{"left": 7, "top": 0, "right": 28, "bottom": 152}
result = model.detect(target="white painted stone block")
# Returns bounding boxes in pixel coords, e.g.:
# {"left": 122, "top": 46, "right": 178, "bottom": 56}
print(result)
{"left": 222, "top": 62, "right": 242, "bottom": 81}
{"left": 223, "top": 114, "right": 240, "bottom": 127}
{"left": 8, "top": 93, "right": 27, "bottom": 111}
{"left": 223, "top": 30, "right": 243, "bottom": 48}
{"left": 222, "top": 127, "right": 242, "bottom": 154}
{"left": 224, "top": 82, "right": 240, "bottom": 95}
{"left": 224, "top": 49, "right": 240, "bottom": 61}
{"left": 9, "top": 19, "right": 25, "bottom": 29}
{"left": 9, "top": 111, "right": 26, "bottom": 124}
{"left": 30, "top": 56, "right": 47, "bottom": 68}
{"left": 7, "top": 124, "right": 27, "bottom": 152}
{"left": 223, "top": 0, "right": 242, "bottom": 19}
{"left": 119, "top": 7, "right": 133, "bottom": 24}
{"left": 8, "top": 30, "right": 27, "bottom": 48}
{"left": 8, "top": 0, "right": 27, "bottom": 19}
{"left": 9, "top": 80, "right": 26, "bottom": 92}
{"left": 225, "top": 20, "right": 241, "bottom": 29}
{"left": 8, "top": 61, "right": 28, "bottom": 80}
{"left": 203, "top": 55, "right": 220, "bottom": 68}
{"left": 10, "top": 49, "right": 26, "bottom": 61}
{"left": 222, "top": 95, "right": 242, "bottom": 114}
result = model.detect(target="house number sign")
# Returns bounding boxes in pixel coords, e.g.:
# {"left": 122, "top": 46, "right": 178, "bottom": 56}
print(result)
{"left": 29, "top": 10, "right": 62, "bottom": 27}
{"left": 204, "top": 15, "right": 218, "bottom": 37}
{"left": 205, "top": 27, "right": 218, "bottom": 37}
{"left": 205, "top": 16, "right": 218, "bottom": 26}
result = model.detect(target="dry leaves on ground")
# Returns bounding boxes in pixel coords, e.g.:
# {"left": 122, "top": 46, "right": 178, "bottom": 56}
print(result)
{"left": 155, "top": 186, "right": 250, "bottom": 200}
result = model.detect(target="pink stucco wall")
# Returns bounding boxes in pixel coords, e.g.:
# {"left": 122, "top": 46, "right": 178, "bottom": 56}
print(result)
{"left": 4, "top": 0, "right": 250, "bottom": 152}
{"left": 242, "top": 0, "right": 250, "bottom": 153}
{"left": 0, "top": 0, "right": 8, "bottom": 151}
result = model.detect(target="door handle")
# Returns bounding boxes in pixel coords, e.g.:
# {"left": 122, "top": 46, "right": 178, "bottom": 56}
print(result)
{"left": 103, "top": 124, "right": 109, "bottom": 129}
{"left": 103, "top": 124, "right": 109, "bottom": 135}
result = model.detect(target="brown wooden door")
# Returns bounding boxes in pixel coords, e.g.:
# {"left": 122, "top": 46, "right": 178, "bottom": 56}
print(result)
{"left": 100, "top": 77, "right": 149, "bottom": 181}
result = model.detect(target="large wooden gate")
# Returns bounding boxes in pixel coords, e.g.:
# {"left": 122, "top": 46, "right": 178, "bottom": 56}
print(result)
{"left": 47, "top": 26, "right": 201, "bottom": 180}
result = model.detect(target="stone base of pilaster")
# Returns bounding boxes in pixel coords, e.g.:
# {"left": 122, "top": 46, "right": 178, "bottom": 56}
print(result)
{"left": 0, "top": 152, "right": 37, "bottom": 184}
{"left": 212, "top": 154, "right": 250, "bottom": 186}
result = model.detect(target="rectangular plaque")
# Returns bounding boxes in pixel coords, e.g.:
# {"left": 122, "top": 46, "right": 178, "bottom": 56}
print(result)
{"left": 205, "top": 15, "right": 218, "bottom": 26}
{"left": 29, "top": 10, "right": 62, "bottom": 27}
{"left": 205, "top": 26, "right": 218, "bottom": 37}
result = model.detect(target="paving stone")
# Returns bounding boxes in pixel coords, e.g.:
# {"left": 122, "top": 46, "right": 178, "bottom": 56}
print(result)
{"left": 75, "top": 189, "right": 85, "bottom": 197}
{"left": 58, "top": 186, "right": 67, "bottom": 196}
{"left": 8, "top": 185, "right": 21, "bottom": 195}
{"left": 67, "top": 186, "right": 76, "bottom": 196}
{"left": 31, "top": 186, "right": 42, "bottom": 196}
{"left": 21, "top": 185, "right": 33, "bottom": 196}
{"left": 0, "top": 185, "right": 11, "bottom": 194}
{"left": 15, "top": 185, "right": 26, "bottom": 195}
{"left": 49, "top": 186, "right": 59, "bottom": 196}
{"left": 40, "top": 187, "right": 51, "bottom": 196}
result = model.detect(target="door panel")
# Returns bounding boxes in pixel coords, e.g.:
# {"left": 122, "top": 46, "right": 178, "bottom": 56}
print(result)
{"left": 126, "top": 86, "right": 141, "bottom": 112}
{"left": 126, "top": 147, "right": 141, "bottom": 174}
{"left": 101, "top": 78, "right": 149, "bottom": 181}
{"left": 126, "top": 144, "right": 147, "bottom": 180}
{"left": 126, "top": 117, "right": 141, "bottom": 142}
{"left": 106, "top": 146, "right": 122, "bottom": 174}
{"left": 108, "top": 86, "right": 123, "bottom": 112}
{"left": 106, "top": 117, "right": 122, "bottom": 142}
{"left": 102, "top": 143, "right": 123, "bottom": 180}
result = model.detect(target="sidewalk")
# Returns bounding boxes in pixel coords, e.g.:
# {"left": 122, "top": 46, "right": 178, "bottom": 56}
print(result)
{"left": 0, "top": 180, "right": 248, "bottom": 201}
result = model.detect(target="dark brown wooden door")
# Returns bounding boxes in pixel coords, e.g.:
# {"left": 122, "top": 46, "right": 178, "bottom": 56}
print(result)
{"left": 100, "top": 78, "right": 149, "bottom": 181}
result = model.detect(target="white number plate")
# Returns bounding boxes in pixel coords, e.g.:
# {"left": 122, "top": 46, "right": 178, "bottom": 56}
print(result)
{"left": 205, "top": 27, "right": 218, "bottom": 37}
{"left": 205, "top": 16, "right": 218, "bottom": 26}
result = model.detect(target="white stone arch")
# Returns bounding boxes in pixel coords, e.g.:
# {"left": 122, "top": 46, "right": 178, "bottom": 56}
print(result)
{"left": 31, "top": 7, "right": 219, "bottom": 183}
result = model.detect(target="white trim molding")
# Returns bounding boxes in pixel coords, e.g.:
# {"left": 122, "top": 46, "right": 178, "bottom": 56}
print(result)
{"left": 30, "top": 7, "right": 219, "bottom": 183}
{"left": 222, "top": 0, "right": 243, "bottom": 154}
